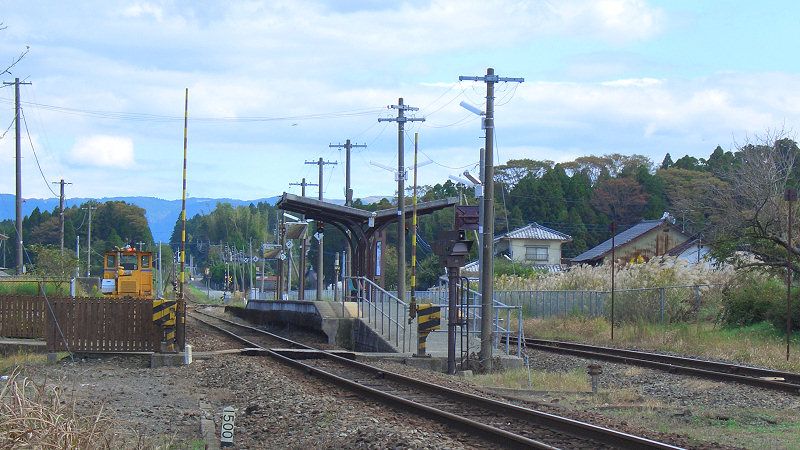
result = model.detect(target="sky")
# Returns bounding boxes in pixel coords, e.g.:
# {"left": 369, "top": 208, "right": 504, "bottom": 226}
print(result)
{"left": 2, "top": 0, "right": 800, "bottom": 202}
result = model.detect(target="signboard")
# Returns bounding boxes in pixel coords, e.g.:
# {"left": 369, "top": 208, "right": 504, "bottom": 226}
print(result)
{"left": 375, "top": 241, "right": 382, "bottom": 276}
{"left": 455, "top": 205, "right": 479, "bottom": 231}
{"left": 285, "top": 222, "right": 308, "bottom": 240}
{"left": 220, "top": 406, "right": 236, "bottom": 447}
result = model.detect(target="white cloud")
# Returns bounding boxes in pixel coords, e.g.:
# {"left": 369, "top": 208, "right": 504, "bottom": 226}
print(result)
{"left": 121, "top": 3, "right": 164, "bottom": 21}
{"left": 70, "top": 135, "right": 135, "bottom": 168}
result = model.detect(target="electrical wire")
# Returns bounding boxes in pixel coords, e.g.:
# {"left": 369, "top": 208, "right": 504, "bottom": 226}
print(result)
{"left": 0, "top": 98, "right": 386, "bottom": 123}
{"left": 0, "top": 115, "right": 14, "bottom": 141}
{"left": 20, "top": 107, "right": 59, "bottom": 197}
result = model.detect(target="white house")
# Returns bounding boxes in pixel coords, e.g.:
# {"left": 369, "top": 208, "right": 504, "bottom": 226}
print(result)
{"left": 461, "top": 223, "right": 572, "bottom": 276}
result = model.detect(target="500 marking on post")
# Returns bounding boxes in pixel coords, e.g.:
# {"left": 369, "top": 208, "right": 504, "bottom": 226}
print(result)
{"left": 221, "top": 406, "right": 236, "bottom": 447}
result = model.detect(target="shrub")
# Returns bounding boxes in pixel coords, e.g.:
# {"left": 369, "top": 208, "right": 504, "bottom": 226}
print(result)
{"left": 721, "top": 272, "right": 786, "bottom": 327}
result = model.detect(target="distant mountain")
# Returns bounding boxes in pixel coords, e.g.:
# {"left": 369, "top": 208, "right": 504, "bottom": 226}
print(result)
{"left": 0, "top": 194, "right": 280, "bottom": 242}
{"left": 0, "top": 193, "right": 393, "bottom": 242}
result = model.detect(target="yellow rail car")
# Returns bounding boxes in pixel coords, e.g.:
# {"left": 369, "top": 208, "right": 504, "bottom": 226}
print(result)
{"left": 102, "top": 247, "right": 154, "bottom": 299}
{"left": 102, "top": 246, "right": 177, "bottom": 350}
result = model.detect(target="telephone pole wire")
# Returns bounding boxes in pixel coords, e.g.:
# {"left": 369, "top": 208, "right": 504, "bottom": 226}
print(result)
{"left": 289, "top": 177, "right": 318, "bottom": 300}
{"left": 459, "top": 68, "right": 523, "bottom": 371}
{"left": 3, "top": 77, "right": 32, "bottom": 275}
{"left": 378, "top": 98, "right": 425, "bottom": 307}
{"left": 304, "top": 158, "right": 337, "bottom": 300}
{"left": 52, "top": 179, "right": 72, "bottom": 255}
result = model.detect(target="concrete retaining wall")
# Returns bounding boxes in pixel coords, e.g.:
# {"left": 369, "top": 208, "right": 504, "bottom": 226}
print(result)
{"left": 236, "top": 300, "right": 396, "bottom": 352}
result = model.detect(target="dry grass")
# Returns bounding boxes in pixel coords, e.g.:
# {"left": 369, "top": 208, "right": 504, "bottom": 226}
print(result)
{"left": 470, "top": 367, "right": 589, "bottom": 392}
{"left": 0, "top": 370, "right": 173, "bottom": 449}
{"left": 524, "top": 316, "right": 800, "bottom": 372}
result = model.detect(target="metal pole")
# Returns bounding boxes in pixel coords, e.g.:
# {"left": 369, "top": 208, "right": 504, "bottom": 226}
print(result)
{"left": 14, "top": 78, "right": 22, "bottom": 275}
{"left": 2, "top": 78, "right": 31, "bottom": 275}
{"left": 459, "top": 68, "right": 523, "bottom": 371}
{"left": 158, "top": 242, "right": 162, "bottom": 297}
{"left": 611, "top": 221, "right": 616, "bottom": 341}
{"left": 300, "top": 180, "right": 307, "bottom": 299}
{"left": 447, "top": 266, "right": 459, "bottom": 375}
{"left": 786, "top": 188, "right": 796, "bottom": 360}
{"left": 86, "top": 205, "right": 94, "bottom": 277}
{"left": 410, "top": 132, "right": 419, "bottom": 323}
{"left": 477, "top": 147, "right": 485, "bottom": 295}
{"left": 52, "top": 179, "right": 70, "bottom": 255}
{"left": 397, "top": 98, "right": 406, "bottom": 305}
{"left": 177, "top": 87, "right": 189, "bottom": 351}
{"left": 481, "top": 70, "right": 496, "bottom": 369}
{"left": 318, "top": 158, "right": 324, "bottom": 300}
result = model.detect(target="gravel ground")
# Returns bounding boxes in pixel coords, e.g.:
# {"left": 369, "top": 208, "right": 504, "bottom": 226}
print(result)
{"left": 527, "top": 348, "right": 800, "bottom": 411}
{"left": 21, "top": 306, "right": 782, "bottom": 449}
{"left": 24, "top": 311, "right": 489, "bottom": 449}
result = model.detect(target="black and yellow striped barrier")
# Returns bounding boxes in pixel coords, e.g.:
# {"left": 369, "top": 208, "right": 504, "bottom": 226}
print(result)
{"left": 416, "top": 303, "right": 440, "bottom": 356}
{"left": 153, "top": 299, "right": 177, "bottom": 351}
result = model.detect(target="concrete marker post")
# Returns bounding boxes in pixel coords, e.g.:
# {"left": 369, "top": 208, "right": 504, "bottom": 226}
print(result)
{"left": 220, "top": 406, "right": 236, "bottom": 447}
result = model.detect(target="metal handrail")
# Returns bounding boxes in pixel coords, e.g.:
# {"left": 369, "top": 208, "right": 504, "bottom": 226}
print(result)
{"left": 346, "top": 276, "right": 409, "bottom": 353}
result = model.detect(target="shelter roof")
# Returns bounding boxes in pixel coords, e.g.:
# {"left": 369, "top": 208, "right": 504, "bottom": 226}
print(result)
{"left": 276, "top": 193, "right": 458, "bottom": 229}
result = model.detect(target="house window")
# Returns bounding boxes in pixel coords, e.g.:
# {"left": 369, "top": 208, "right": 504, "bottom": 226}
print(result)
{"left": 525, "top": 246, "right": 548, "bottom": 262}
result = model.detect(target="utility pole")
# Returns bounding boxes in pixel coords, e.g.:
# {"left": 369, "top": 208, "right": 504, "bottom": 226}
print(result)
{"left": 304, "top": 158, "right": 337, "bottom": 300}
{"left": 378, "top": 98, "right": 425, "bottom": 304}
{"left": 329, "top": 139, "right": 367, "bottom": 295}
{"left": 82, "top": 204, "right": 97, "bottom": 277}
{"left": 459, "top": 68, "right": 524, "bottom": 370}
{"left": 52, "top": 179, "right": 72, "bottom": 255}
{"left": 290, "top": 178, "right": 318, "bottom": 300}
{"left": 4, "top": 78, "right": 31, "bottom": 275}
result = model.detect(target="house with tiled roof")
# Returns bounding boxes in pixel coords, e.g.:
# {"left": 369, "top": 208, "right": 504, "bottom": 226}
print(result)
{"left": 571, "top": 213, "right": 690, "bottom": 265}
{"left": 461, "top": 223, "right": 572, "bottom": 276}
{"left": 495, "top": 222, "right": 572, "bottom": 265}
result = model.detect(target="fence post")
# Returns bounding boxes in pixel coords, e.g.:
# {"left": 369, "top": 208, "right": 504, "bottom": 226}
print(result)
{"left": 659, "top": 288, "right": 665, "bottom": 323}
{"left": 694, "top": 285, "right": 701, "bottom": 317}
{"left": 517, "top": 307, "right": 523, "bottom": 356}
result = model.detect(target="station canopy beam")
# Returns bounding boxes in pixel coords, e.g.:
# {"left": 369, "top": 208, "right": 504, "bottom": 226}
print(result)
{"left": 276, "top": 193, "right": 457, "bottom": 281}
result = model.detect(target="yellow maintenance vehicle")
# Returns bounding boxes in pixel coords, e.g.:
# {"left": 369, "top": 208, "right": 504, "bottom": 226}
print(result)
{"left": 102, "top": 245, "right": 176, "bottom": 349}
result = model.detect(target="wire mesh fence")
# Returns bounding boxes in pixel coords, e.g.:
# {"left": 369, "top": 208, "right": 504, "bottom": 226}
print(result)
{"left": 495, "top": 285, "right": 723, "bottom": 324}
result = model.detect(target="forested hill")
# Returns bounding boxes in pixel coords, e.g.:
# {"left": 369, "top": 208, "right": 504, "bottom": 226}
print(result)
{"left": 0, "top": 195, "right": 279, "bottom": 242}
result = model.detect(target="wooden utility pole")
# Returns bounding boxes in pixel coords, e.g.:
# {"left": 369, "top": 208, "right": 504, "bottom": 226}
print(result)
{"left": 330, "top": 139, "right": 367, "bottom": 292}
{"left": 3, "top": 78, "right": 31, "bottom": 275}
{"left": 289, "top": 178, "right": 317, "bottom": 300}
{"left": 459, "top": 68, "right": 524, "bottom": 370}
{"left": 379, "top": 98, "right": 425, "bottom": 305}
{"left": 82, "top": 204, "right": 97, "bottom": 276}
{"left": 304, "top": 158, "right": 337, "bottom": 299}
{"left": 52, "top": 179, "right": 72, "bottom": 254}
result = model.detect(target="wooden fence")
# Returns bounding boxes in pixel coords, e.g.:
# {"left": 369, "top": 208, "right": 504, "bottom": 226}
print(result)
{"left": 45, "top": 297, "right": 159, "bottom": 352}
{"left": 0, "top": 295, "right": 159, "bottom": 352}
{"left": 0, "top": 295, "right": 46, "bottom": 338}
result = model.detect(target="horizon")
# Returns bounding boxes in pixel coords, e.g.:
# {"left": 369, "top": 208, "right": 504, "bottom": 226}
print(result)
{"left": 2, "top": 1, "right": 799, "bottom": 200}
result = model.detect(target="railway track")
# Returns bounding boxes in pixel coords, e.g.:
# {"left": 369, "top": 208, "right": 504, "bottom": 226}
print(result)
{"left": 189, "top": 310, "right": 683, "bottom": 449}
{"left": 520, "top": 338, "right": 800, "bottom": 394}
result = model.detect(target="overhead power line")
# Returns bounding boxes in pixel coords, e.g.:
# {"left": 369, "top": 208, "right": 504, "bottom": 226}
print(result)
{"left": 0, "top": 98, "right": 385, "bottom": 123}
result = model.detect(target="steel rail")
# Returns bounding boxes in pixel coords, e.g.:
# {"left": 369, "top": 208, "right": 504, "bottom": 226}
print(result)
{"left": 192, "top": 310, "right": 683, "bottom": 449}
{"left": 521, "top": 338, "right": 800, "bottom": 394}
{"left": 189, "top": 310, "right": 313, "bottom": 350}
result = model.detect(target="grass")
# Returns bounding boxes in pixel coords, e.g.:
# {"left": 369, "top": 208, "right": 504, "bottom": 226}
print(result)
{"left": 523, "top": 316, "right": 800, "bottom": 372}
{"left": 470, "top": 367, "right": 589, "bottom": 392}
{"left": 605, "top": 407, "right": 800, "bottom": 450}
{"left": 0, "top": 280, "right": 70, "bottom": 296}
{"left": 0, "top": 351, "right": 71, "bottom": 374}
